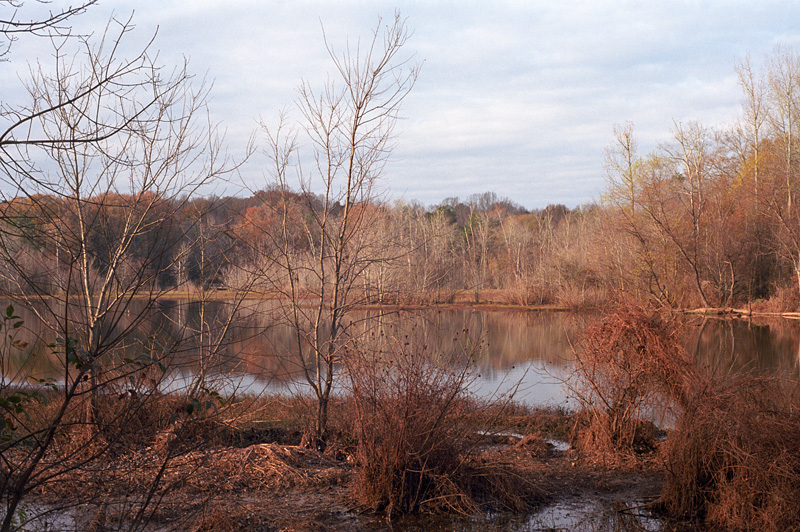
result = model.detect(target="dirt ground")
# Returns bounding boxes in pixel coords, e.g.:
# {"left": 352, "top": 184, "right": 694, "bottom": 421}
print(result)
{"left": 17, "top": 435, "right": 674, "bottom": 532}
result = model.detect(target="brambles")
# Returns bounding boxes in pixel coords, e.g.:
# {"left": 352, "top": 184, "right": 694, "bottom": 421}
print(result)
{"left": 345, "top": 328, "right": 542, "bottom": 516}
{"left": 570, "top": 303, "right": 697, "bottom": 461}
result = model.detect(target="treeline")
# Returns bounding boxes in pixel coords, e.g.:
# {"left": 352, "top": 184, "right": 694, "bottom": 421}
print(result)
{"left": 0, "top": 178, "right": 791, "bottom": 311}
{"left": 7, "top": 47, "right": 800, "bottom": 311}
{"left": 0, "top": 166, "right": 796, "bottom": 311}
{"left": 226, "top": 189, "right": 605, "bottom": 307}
{"left": 0, "top": 188, "right": 605, "bottom": 306}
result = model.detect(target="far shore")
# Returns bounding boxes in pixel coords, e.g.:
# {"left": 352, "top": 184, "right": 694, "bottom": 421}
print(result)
{"left": 152, "top": 288, "right": 800, "bottom": 319}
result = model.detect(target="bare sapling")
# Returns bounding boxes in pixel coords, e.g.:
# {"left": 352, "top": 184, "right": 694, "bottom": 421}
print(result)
{"left": 254, "top": 12, "right": 419, "bottom": 448}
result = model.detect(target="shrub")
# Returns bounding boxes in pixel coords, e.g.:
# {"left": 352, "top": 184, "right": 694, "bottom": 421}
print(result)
{"left": 573, "top": 303, "right": 800, "bottom": 530}
{"left": 346, "top": 333, "right": 475, "bottom": 515}
{"left": 660, "top": 376, "right": 800, "bottom": 531}
{"left": 345, "top": 328, "right": 541, "bottom": 516}
{"left": 570, "top": 303, "right": 696, "bottom": 461}
{"left": 749, "top": 284, "right": 800, "bottom": 313}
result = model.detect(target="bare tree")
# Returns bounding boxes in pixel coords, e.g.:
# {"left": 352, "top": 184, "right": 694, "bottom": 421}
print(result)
{"left": 389, "top": 201, "right": 460, "bottom": 304}
{"left": 767, "top": 45, "right": 800, "bottom": 213}
{"left": 0, "top": 0, "right": 96, "bottom": 61}
{"left": 463, "top": 201, "right": 491, "bottom": 303}
{"left": 605, "top": 122, "right": 640, "bottom": 215}
{"left": 255, "top": 13, "right": 418, "bottom": 447}
{"left": 735, "top": 54, "right": 768, "bottom": 199}
{"left": 658, "top": 121, "right": 714, "bottom": 307}
{"left": 0, "top": 14, "right": 242, "bottom": 530}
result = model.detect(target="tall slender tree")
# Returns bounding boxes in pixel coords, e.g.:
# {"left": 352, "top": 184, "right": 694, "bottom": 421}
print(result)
{"left": 255, "top": 13, "right": 418, "bottom": 446}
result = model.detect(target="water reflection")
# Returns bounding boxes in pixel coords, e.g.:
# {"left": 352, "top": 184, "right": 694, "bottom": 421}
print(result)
{"left": 3, "top": 300, "right": 800, "bottom": 405}
{"left": 683, "top": 316, "right": 800, "bottom": 377}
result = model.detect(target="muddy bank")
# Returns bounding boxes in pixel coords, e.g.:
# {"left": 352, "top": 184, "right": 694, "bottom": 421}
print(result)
{"left": 11, "top": 413, "right": 682, "bottom": 532}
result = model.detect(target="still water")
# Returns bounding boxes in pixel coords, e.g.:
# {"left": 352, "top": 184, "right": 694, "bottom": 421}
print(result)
{"left": 5, "top": 301, "right": 800, "bottom": 531}
{"left": 3, "top": 299, "right": 800, "bottom": 407}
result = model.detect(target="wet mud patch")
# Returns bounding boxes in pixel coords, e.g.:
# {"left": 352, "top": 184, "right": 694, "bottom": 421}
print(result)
{"left": 15, "top": 441, "right": 682, "bottom": 532}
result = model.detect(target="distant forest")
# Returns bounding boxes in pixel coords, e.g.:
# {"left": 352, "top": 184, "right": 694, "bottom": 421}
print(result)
{"left": 4, "top": 47, "right": 800, "bottom": 311}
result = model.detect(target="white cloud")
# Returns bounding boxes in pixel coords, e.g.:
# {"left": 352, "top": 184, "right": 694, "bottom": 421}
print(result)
{"left": 3, "top": 0, "right": 800, "bottom": 208}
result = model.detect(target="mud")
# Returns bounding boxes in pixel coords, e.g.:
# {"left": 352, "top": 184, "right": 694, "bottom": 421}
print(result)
{"left": 12, "top": 439, "right": 691, "bottom": 532}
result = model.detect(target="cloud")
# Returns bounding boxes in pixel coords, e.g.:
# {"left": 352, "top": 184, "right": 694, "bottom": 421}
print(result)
{"left": 3, "top": 0, "right": 800, "bottom": 208}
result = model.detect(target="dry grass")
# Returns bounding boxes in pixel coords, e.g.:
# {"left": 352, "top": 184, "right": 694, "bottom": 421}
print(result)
{"left": 162, "top": 443, "right": 349, "bottom": 493}
{"left": 749, "top": 284, "right": 800, "bottom": 313}
{"left": 556, "top": 284, "right": 608, "bottom": 310}
{"left": 497, "top": 279, "right": 557, "bottom": 306}
{"left": 472, "top": 401, "right": 573, "bottom": 439}
{"left": 28, "top": 440, "right": 352, "bottom": 532}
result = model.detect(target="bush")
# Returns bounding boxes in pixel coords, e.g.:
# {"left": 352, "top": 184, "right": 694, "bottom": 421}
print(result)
{"left": 345, "top": 328, "right": 541, "bottom": 516}
{"left": 346, "top": 332, "right": 475, "bottom": 515}
{"left": 660, "top": 376, "right": 800, "bottom": 531}
{"left": 573, "top": 303, "right": 800, "bottom": 530}
{"left": 570, "top": 303, "right": 696, "bottom": 461}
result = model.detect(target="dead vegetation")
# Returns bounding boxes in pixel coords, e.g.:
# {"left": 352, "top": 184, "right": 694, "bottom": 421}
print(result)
{"left": 572, "top": 302, "right": 800, "bottom": 531}
{"left": 345, "top": 332, "right": 544, "bottom": 517}
{"left": 660, "top": 375, "right": 800, "bottom": 531}
{"left": 4, "top": 381, "right": 563, "bottom": 531}
{"left": 570, "top": 304, "right": 696, "bottom": 463}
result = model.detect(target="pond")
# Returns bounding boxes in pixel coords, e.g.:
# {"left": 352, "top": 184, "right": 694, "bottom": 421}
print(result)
{"left": 5, "top": 300, "right": 800, "bottom": 532}
{"left": 3, "top": 299, "right": 800, "bottom": 409}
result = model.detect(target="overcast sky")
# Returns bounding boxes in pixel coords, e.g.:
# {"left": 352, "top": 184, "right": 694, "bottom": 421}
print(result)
{"left": 7, "top": 1, "right": 800, "bottom": 209}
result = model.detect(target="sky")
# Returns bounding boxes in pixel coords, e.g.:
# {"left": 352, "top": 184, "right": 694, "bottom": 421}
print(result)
{"left": 5, "top": 1, "right": 800, "bottom": 210}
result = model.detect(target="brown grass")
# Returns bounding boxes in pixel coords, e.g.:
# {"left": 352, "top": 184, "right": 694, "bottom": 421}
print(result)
{"left": 497, "top": 279, "right": 557, "bottom": 306}
{"left": 556, "top": 284, "right": 608, "bottom": 310}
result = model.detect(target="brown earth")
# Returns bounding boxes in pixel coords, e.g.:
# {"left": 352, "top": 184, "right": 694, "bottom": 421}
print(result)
{"left": 18, "top": 431, "right": 674, "bottom": 532}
